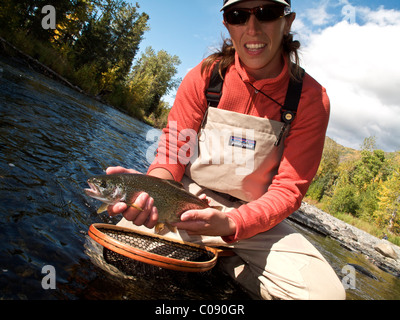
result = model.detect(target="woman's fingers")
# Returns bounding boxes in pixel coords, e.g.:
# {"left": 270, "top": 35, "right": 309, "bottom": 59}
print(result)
{"left": 106, "top": 166, "right": 141, "bottom": 175}
{"left": 107, "top": 192, "right": 159, "bottom": 229}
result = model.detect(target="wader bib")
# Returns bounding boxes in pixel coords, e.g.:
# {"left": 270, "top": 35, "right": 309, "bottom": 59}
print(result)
{"left": 185, "top": 62, "right": 303, "bottom": 202}
{"left": 185, "top": 108, "right": 285, "bottom": 202}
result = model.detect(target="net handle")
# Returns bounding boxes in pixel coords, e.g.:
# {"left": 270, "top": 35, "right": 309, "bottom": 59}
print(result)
{"left": 88, "top": 223, "right": 220, "bottom": 273}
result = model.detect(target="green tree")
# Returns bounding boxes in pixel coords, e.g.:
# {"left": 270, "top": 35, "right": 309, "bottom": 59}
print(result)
{"left": 329, "top": 184, "right": 359, "bottom": 215}
{"left": 0, "top": 0, "right": 83, "bottom": 42}
{"left": 360, "top": 136, "right": 377, "bottom": 152}
{"left": 72, "top": 0, "right": 149, "bottom": 93}
{"left": 51, "top": 1, "right": 94, "bottom": 48}
{"left": 352, "top": 149, "right": 386, "bottom": 190}
{"left": 350, "top": 137, "right": 383, "bottom": 187}
{"left": 128, "top": 47, "right": 181, "bottom": 116}
{"left": 375, "top": 159, "right": 400, "bottom": 234}
{"left": 307, "top": 138, "right": 340, "bottom": 201}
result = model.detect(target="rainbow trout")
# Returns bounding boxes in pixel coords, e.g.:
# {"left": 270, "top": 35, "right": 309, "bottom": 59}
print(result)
{"left": 84, "top": 173, "right": 215, "bottom": 233}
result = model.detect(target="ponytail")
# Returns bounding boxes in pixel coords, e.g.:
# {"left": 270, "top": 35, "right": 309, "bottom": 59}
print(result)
{"left": 282, "top": 32, "right": 302, "bottom": 81}
{"left": 201, "top": 38, "right": 235, "bottom": 79}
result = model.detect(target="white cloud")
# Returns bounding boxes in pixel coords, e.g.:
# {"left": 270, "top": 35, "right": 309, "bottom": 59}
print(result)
{"left": 292, "top": 17, "right": 313, "bottom": 44}
{"left": 305, "top": 1, "right": 333, "bottom": 26}
{"left": 299, "top": 6, "right": 400, "bottom": 151}
{"left": 359, "top": 5, "right": 400, "bottom": 26}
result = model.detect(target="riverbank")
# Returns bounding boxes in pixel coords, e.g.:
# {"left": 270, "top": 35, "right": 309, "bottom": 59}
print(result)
{"left": 0, "top": 37, "right": 128, "bottom": 113}
{"left": 289, "top": 202, "right": 400, "bottom": 278}
{"left": 0, "top": 36, "right": 163, "bottom": 128}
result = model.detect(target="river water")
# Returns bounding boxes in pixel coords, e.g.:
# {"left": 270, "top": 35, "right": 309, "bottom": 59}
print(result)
{"left": 0, "top": 57, "right": 399, "bottom": 300}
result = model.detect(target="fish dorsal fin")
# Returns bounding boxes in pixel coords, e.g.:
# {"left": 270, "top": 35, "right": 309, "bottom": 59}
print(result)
{"left": 164, "top": 179, "right": 185, "bottom": 189}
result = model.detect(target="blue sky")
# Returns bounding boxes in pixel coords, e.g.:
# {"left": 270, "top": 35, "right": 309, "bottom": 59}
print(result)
{"left": 130, "top": 0, "right": 400, "bottom": 151}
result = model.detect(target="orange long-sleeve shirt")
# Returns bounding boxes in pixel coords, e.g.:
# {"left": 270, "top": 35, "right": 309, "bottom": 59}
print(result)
{"left": 148, "top": 53, "right": 330, "bottom": 242}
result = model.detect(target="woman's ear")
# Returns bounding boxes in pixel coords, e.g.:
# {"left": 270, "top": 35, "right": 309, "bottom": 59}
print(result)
{"left": 223, "top": 19, "right": 229, "bottom": 30}
{"left": 284, "top": 12, "right": 296, "bottom": 35}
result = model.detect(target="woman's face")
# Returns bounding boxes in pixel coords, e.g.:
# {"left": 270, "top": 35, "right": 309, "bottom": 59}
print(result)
{"left": 223, "top": 0, "right": 295, "bottom": 80}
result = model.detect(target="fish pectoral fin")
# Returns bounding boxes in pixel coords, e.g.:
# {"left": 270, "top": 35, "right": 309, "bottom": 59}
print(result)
{"left": 97, "top": 203, "right": 109, "bottom": 214}
{"left": 155, "top": 222, "right": 166, "bottom": 234}
{"left": 211, "top": 205, "right": 224, "bottom": 211}
{"left": 201, "top": 198, "right": 223, "bottom": 211}
{"left": 155, "top": 222, "right": 177, "bottom": 234}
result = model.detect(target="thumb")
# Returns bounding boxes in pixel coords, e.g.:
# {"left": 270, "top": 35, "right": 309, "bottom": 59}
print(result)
{"left": 180, "top": 210, "right": 200, "bottom": 222}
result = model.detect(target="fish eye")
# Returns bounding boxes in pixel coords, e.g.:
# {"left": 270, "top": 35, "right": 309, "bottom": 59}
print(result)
{"left": 100, "top": 181, "right": 107, "bottom": 189}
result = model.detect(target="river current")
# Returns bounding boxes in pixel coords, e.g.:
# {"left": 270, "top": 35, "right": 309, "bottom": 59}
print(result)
{"left": 0, "top": 56, "right": 399, "bottom": 300}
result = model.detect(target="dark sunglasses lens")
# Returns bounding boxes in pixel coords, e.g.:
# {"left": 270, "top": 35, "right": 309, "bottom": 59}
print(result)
{"left": 255, "top": 6, "right": 285, "bottom": 22}
{"left": 225, "top": 6, "right": 286, "bottom": 25}
{"left": 225, "top": 10, "right": 250, "bottom": 25}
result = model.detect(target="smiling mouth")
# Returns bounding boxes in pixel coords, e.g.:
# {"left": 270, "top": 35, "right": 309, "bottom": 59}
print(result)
{"left": 245, "top": 43, "right": 266, "bottom": 51}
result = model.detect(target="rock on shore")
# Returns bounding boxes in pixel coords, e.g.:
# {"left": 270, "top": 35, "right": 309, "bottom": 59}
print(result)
{"left": 288, "top": 202, "right": 400, "bottom": 277}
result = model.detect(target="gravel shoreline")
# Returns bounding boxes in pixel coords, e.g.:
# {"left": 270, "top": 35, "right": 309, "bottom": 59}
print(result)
{"left": 288, "top": 202, "right": 400, "bottom": 278}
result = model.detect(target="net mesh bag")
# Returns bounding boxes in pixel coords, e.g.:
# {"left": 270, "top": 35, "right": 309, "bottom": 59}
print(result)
{"left": 89, "top": 224, "right": 218, "bottom": 274}
{"left": 102, "top": 227, "right": 214, "bottom": 261}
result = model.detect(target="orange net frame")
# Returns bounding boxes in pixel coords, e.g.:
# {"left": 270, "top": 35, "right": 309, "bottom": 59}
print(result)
{"left": 88, "top": 224, "right": 220, "bottom": 273}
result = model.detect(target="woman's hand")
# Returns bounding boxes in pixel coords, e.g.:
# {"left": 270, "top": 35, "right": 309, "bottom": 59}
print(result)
{"left": 105, "top": 166, "right": 158, "bottom": 229}
{"left": 172, "top": 207, "right": 237, "bottom": 237}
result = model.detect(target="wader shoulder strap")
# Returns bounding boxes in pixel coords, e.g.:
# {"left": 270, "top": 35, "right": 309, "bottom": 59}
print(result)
{"left": 281, "top": 67, "right": 305, "bottom": 124}
{"left": 275, "top": 67, "right": 305, "bottom": 146}
{"left": 205, "top": 61, "right": 226, "bottom": 108}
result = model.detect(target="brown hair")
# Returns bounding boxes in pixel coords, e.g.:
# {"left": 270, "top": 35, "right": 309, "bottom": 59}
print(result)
{"left": 201, "top": 14, "right": 302, "bottom": 81}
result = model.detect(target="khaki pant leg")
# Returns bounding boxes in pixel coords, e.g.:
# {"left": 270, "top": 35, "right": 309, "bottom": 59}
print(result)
{"left": 219, "top": 221, "right": 346, "bottom": 300}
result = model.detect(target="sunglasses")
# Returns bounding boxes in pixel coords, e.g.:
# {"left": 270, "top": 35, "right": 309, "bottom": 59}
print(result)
{"left": 224, "top": 5, "right": 291, "bottom": 25}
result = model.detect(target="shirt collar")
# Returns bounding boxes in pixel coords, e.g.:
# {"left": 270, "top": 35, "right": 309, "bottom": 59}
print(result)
{"left": 234, "top": 52, "right": 290, "bottom": 89}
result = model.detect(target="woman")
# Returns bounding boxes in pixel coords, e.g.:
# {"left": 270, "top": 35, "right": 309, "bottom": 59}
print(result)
{"left": 107, "top": 0, "right": 346, "bottom": 300}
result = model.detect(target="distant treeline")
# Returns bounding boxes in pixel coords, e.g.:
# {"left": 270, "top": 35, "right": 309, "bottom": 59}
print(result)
{"left": 0, "top": 0, "right": 181, "bottom": 127}
{"left": 307, "top": 137, "right": 400, "bottom": 239}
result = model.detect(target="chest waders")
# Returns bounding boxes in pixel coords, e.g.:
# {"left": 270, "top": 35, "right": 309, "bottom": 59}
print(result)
{"left": 186, "top": 61, "right": 305, "bottom": 202}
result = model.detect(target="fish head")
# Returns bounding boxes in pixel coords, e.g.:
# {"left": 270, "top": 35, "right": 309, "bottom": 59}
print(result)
{"left": 84, "top": 175, "right": 126, "bottom": 205}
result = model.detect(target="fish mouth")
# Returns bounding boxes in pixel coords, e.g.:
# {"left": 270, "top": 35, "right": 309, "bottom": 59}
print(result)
{"left": 84, "top": 182, "right": 101, "bottom": 198}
